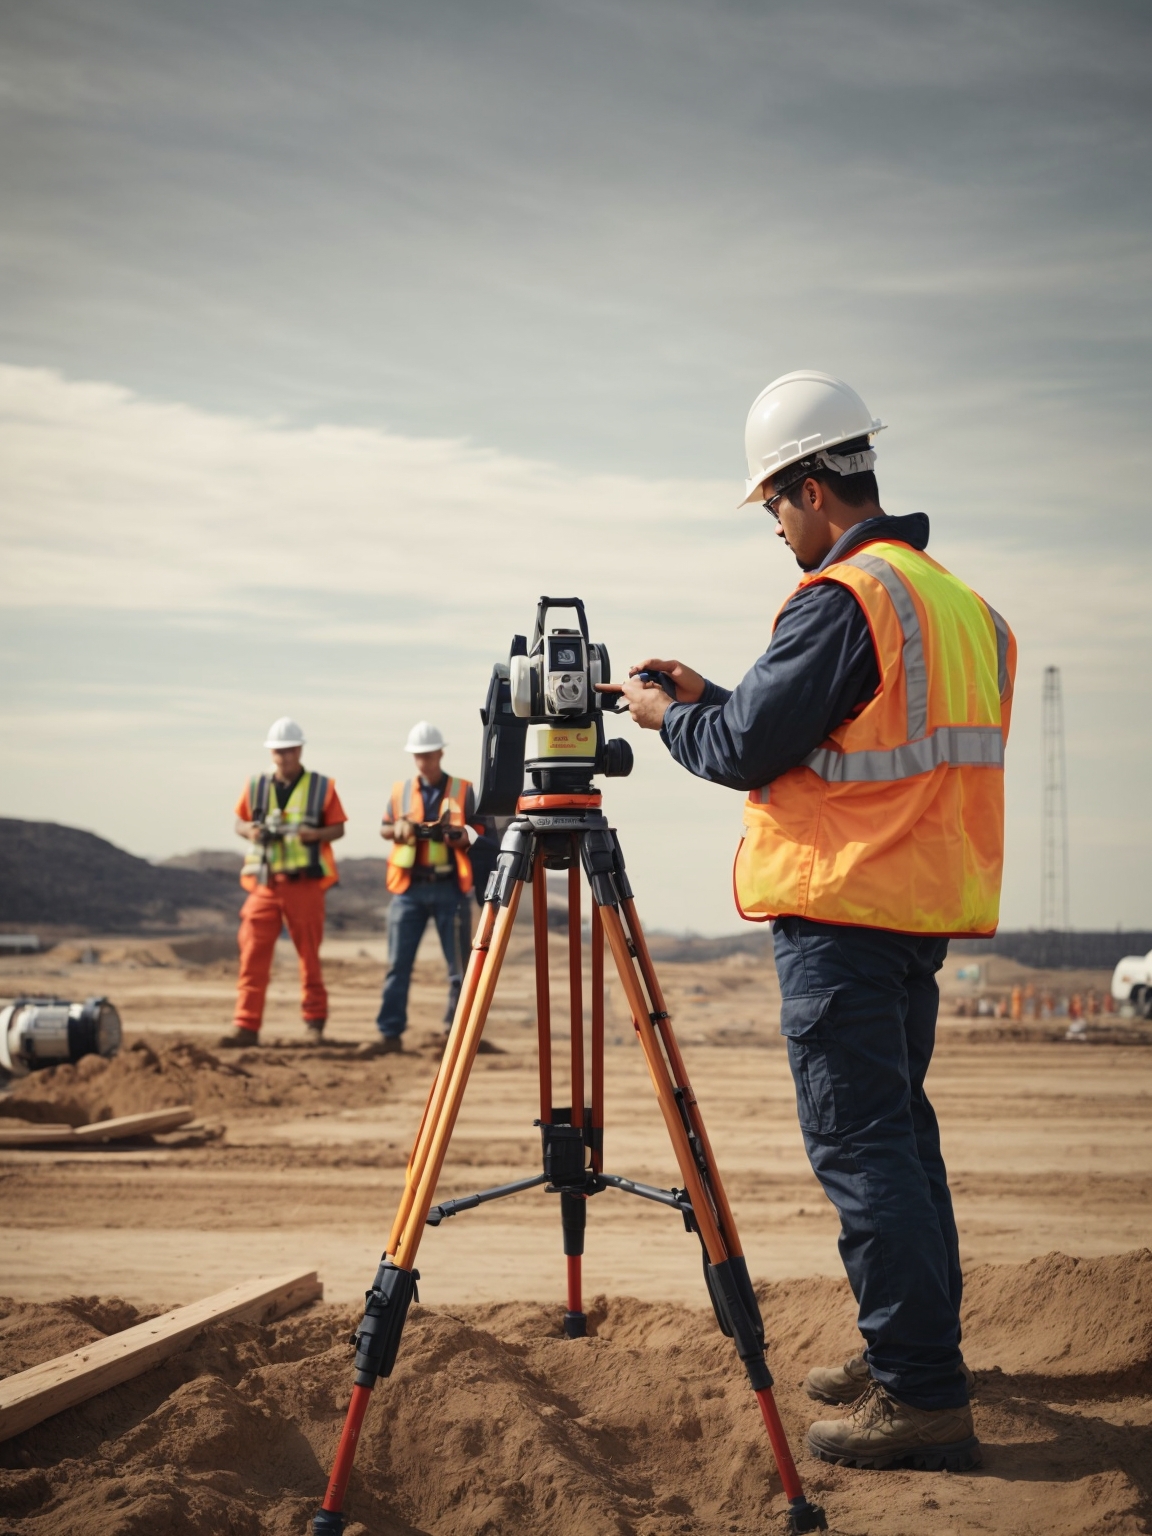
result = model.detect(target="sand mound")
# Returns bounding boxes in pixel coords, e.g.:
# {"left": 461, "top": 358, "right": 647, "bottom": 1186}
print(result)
{"left": 963, "top": 1248, "right": 1152, "bottom": 1387}
{"left": 2, "top": 1250, "right": 1150, "bottom": 1535}
{"left": 0, "top": 1034, "right": 445, "bottom": 1129}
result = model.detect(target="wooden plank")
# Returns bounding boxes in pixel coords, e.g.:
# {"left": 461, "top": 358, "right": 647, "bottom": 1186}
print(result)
{"left": 0, "top": 1268, "right": 322, "bottom": 1441}
{"left": 72, "top": 1107, "right": 195, "bottom": 1142}
{"left": 0, "top": 1107, "right": 195, "bottom": 1149}
{"left": 0, "top": 1126, "right": 78, "bottom": 1147}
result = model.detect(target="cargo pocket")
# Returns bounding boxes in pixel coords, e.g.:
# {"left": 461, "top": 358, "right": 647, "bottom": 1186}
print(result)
{"left": 780, "top": 991, "right": 837, "bottom": 1136}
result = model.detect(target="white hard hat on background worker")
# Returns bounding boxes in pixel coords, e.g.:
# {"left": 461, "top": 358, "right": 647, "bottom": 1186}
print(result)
{"left": 739, "top": 370, "right": 886, "bottom": 507}
{"left": 404, "top": 721, "right": 447, "bottom": 752}
{"left": 264, "top": 717, "right": 306, "bottom": 749}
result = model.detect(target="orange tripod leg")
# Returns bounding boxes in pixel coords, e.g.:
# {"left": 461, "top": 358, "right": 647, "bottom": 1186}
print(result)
{"left": 393, "top": 888, "right": 523, "bottom": 1268}
{"left": 590, "top": 902, "right": 604, "bottom": 1177}
{"left": 598, "top": 897, "right": 825, "bottom": 1534}
{"left": 388, "top": 901, "right": 497, "bottom": 1255}
{"left": 598, "top": 905, "right": 726, "bottom": 1258}
{"left": 621, "top": 897, "right": 744, "bottom": 1258}
{"left": 314, "top": 887, "right": 524, "bottom": 1532}
{"left": 532, "top": 859, "right": 552, "bottom": 1124}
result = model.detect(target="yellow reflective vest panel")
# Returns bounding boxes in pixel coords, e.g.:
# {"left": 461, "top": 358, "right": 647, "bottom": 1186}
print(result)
{"left": 385, "top": 777, "right": 474, "bottom": 896}
{"left": 240, "top": 771, "right": 337, "bottom": 891}
{"left": 734, "top": 539, "right": 1016, "bottom": 935}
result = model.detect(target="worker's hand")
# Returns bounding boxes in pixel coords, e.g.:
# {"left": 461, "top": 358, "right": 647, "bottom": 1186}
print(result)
{"left": 393, "top": 818, "right": 417, "bottom": 846}
{"left": 628, "top": 658, "right": 706, "bottom": 703}
{"left": 297, "top": 827, "right": 320, "bottom": 844}
{"left": 620, "top": 676, "right": 673, "bottom": 730}
{"left": 621, "top": 658, "right": 704, "bottom": 731}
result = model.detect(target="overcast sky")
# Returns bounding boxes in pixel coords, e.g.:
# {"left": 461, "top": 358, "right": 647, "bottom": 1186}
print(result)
{"left": 2, "top": 0, "right": 1149, "bottom": 933}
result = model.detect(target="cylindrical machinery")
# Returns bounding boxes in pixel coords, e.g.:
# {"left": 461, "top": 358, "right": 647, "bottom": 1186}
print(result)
{"left": 0, "top": 997, "right": 122, "bottom": 1077}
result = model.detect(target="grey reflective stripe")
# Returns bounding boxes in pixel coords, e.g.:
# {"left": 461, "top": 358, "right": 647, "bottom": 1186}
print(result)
{"left": 401, "top": 778, "right": 413, "bottom": 817}
{"left": 252, "top": 774, "right": 271, "bottom": 821}
{"left": 985, "top": 603, "right": 1011, "bottom": 701}
{"left": 844, "top": 552, "right": 928, "bottom": 740}
{"left": 804, "top": 724, "right": 1004, "bottom": 783}
{"left": 304, "top": 772, "right": 328, "bottom": 876}
{"left": 304, "top": 772, "right": 327, "bottom": 827}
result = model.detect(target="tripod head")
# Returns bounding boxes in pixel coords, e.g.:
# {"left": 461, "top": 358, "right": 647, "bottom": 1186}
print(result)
{"left": 476, "top": 596, "right": 634, "bottom": 816}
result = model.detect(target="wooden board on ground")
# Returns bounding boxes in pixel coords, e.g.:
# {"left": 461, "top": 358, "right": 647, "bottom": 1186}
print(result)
{"left": 72, "top": 1107, "right": 196, "bottom": 1142}
{"left": 0, "top": 1268, "right": 322, "bottom": 1441}
{"left": 0, "top": 1106, "right": 195, "bottom": 1148}
{"left": 0, "top": 1125, "right": 77, "bottom": 1146}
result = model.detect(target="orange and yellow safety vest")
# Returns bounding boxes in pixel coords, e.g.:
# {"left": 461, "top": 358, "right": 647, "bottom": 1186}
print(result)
{"left": 240, "top": 771, "right": 339, "bottom": 892}
{"left": 385, "top": 776, "right": 475, "bottom": 896}
{"left": 734, "top": 538, "right": 1016, "bottom": 936}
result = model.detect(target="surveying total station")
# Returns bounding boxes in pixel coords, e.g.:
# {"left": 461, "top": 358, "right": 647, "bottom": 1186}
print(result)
{"left": 312, "top": 598, "right": 827, "bottom": 1535}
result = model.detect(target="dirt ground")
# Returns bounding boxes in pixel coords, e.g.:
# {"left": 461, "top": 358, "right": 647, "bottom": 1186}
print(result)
{"left": 1, "top": 929, "right": 1150, "bottom": 1535}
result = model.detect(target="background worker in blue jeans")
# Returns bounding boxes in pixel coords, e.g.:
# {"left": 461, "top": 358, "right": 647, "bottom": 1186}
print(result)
{"left": 622, "top": 371, "right": 1015, "bottom": 1472}
{"left": 366, "top": 722, "right": 486, "bottom": 1056}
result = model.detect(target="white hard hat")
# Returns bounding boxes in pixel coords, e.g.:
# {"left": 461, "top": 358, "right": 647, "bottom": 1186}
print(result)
{"left": 739, "top": 371, "right": 886, "bottom": 507}
{"left": 264, "top": 716, "right": 306, "bottom": 749}
{"left": 404, "top": 720, "right": 446, "bottom": 752}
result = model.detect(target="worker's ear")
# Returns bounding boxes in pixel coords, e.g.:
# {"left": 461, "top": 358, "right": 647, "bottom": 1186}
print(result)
{"left": 799, "top": 477, "right": 824, "bottom": 513}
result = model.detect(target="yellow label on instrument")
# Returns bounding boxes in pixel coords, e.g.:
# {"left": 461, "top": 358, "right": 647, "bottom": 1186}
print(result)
{"left": 536, "top": 725, "right": 597, "bottom": 758}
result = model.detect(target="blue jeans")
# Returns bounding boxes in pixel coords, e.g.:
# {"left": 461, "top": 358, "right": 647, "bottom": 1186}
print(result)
{"left": 772, "top": 917, "right": 966, "bottom": 1410}
{"left": 376, "top": 881, "right": 471, "bottom": 1037}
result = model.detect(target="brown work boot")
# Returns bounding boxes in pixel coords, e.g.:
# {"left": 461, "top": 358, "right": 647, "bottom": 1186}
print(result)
{"left": 806, "top": 1352, "right": 872, "bottom": 1404}
{"left": 806, "top": 1352, "right": 975, "bottom": 1405}
{"left": 217, "top": 1027, "right": 259, "bottom": 1049}
{"left": 303, "top": 1019, "right": 326, "bottom": 1045}
{"left": 355, "top": 1035, "right": 403, "bottom": 1058}
{"left": 808, "top": 1381, "right": 980, "bottom": 1471}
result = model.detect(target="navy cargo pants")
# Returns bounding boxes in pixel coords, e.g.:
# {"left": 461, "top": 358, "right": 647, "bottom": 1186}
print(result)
{"left": 772, "top": 916, "right": 967, "bottom": 1410}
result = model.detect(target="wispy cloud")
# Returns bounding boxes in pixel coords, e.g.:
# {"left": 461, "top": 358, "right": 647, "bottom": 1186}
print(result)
{"left": 0, "top": 0, "right": 1148, "bottom": 929}
{"left": 2, "top": 364, "right": 1147, "bottom": 931}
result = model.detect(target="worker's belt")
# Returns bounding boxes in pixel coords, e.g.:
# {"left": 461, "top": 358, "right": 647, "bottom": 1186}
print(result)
{"left": 409, "top": 866, "right": 457, "bottom": 883}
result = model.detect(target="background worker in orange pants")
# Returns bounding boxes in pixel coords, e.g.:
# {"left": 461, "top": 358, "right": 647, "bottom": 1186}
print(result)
{"left": 219, "top": 716, "right": 346, "bottom": 1048}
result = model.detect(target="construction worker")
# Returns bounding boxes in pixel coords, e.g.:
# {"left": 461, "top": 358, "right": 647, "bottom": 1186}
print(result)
{"left": 622, "top": 371, "right": 1015, "bottom": 1473}
{"left": 221, "top": 717, "right": 346, "bottom": 1047}
{"left": 368, "top": 722, "right": 482, "bottom": 1054}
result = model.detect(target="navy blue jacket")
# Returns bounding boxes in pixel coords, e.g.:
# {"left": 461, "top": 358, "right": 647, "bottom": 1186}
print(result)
{"left": 660, "top": 512, "right": 930, "bottom": 792}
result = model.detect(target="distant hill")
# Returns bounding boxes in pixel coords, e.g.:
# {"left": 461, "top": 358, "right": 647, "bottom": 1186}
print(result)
{"left": 163, "top": 847, "right": 393, "bottom": 931}
{"left": 0, "top": 819, "right": 240, "bottom": 933}
{"left": 0, "top": 819, "right": 392, "bottom": 935}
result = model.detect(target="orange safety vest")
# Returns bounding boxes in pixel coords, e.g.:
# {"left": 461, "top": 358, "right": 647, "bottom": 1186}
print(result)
{"left": 385, "top": 776, "right": 475, "bottom": 896}
{"left": 734, "top": 538, "right": 1016, "bottom": 936}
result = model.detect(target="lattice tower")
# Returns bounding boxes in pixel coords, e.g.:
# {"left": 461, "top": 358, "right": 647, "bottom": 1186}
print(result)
{"left": 1040, "top": 665, "right": 1070, "bottom": 931}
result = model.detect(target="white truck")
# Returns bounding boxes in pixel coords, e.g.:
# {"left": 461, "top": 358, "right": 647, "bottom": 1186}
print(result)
{"left": 1111, "top": 950, "right": 1152, "bottom": 1018}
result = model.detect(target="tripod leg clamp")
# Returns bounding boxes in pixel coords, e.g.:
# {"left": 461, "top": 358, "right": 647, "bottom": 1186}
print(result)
{"left": 706, "top": 1255, "right": 773, "bottom": 1391}
{"left": 488, "top": 820, "right": 536, "bottom": 906}
{"left": 580, "top": 828, "right": 634, "bottom": 908}
{"left": 352, "top": 1261, "right": 420, "bottom": 1388}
